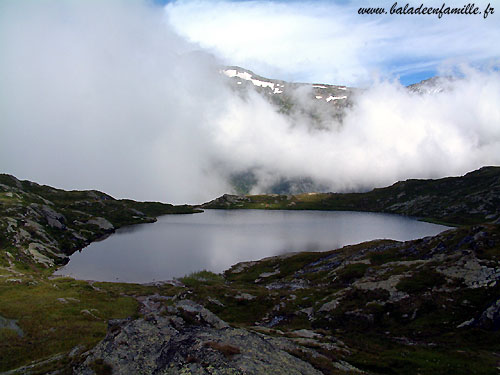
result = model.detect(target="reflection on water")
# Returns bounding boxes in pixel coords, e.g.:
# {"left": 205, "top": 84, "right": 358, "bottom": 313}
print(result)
{"left": 54, "top": 209, "right": 450, "bottom": 283}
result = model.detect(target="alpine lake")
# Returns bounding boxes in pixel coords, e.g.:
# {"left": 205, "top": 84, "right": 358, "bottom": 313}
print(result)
{"left": 55, "top": 209, "right": 450, "bottom": 283}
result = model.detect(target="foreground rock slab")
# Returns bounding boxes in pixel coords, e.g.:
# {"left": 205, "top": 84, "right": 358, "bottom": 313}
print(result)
{"left": 76, "top": 300, "right": 323, "bottom": 375}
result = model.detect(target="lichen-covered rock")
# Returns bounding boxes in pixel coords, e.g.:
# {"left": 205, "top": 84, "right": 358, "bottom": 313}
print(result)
{"left": 39, "top": 204, "right": 66, "bottom": 229}
{"left": 87, "top": 217, "right": 114, "bottom": 231}
{"left": 437, "top": 253, "right": 500, "bottom": 288}
{"left": 75, "top": 300, "right": 322, "bottom": 375}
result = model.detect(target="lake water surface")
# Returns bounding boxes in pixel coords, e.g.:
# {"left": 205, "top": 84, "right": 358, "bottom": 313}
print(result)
{"left": 54, "top": 209, "right": 450, "bottom": 283}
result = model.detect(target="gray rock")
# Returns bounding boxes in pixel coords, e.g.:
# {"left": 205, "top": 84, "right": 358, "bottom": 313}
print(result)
{"left": 75, "top": 300, "right": 322, "bottom": 375}
{"left": 477, "top": 298, "right": 500, "bottom": 330}
{"left": 292, "top": 329, "right": 322, "bottom": 339}
{"left": 259, "top": 270, "right": 280, "bottom": 278}
{"left": 175, "top": 299, "right": 229, "bottom": 329}
{"left": 38, "top": 204, "right": 66, "bottom": 229}
{"left": 457, "top": 318, "right": 475, "bottom": 328}
{"left": 235, "top": 293, "right": 257, "bottom": 301}
{"left": 0, "top": 314, "right": 24, "bottom": 337}
{"left": 87, "top": 217, "right": 114, "bottom": 231}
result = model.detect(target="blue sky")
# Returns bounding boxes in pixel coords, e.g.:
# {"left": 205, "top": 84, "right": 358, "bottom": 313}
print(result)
{"left": 161, "top": 0, "right": 500, "bottom": 86}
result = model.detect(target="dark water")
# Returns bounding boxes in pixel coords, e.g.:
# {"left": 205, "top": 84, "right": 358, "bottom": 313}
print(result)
{"left": 54, "top": 209, "right": 450, "bottom": 283}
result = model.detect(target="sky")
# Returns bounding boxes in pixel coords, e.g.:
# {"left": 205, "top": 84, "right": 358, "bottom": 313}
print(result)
{"left": 163, "top": 0, "right": 500, "bottom": 86}
{"left": 0, "top": 0, "right": 499, "bottom": 204}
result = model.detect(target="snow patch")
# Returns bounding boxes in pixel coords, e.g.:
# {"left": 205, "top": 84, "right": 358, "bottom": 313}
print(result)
{"left": 223, "top": 69, "right": 274, "bottom": 89}
{"left": 326, "top": 95, "right": 347, "bottom": 102}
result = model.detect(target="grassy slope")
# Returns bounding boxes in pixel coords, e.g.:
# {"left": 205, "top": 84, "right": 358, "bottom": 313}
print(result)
{"left": 0, "top": 276, "right": 182, "bottom": 373}
{"left": 0, "top": 173, "right": 199, "bottom": 226}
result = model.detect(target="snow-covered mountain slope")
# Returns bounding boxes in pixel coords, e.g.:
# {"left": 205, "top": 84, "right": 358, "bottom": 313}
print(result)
{"left": 219, "top": 66, "right": 357, "bottom": 135}
{"left": 222, "top": 66, "right": 352, "bottom": 101}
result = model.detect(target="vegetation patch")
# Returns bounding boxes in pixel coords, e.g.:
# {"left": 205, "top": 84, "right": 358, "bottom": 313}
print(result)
{"left": 396, "top": 269, "right": 446, "bottom": 294}
{"left": 179, "top": 270, "right": 224, "bottom": 288}
{"left": 0, "top": 277, "right": 138, "bottom": 372}
{"left": 336, "top": 263, "right": 370, "bottom": 284}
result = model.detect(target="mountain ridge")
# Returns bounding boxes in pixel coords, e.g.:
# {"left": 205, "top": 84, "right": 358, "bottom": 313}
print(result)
{"left": 202, "top": 165, "right": 500, "bottom": 226}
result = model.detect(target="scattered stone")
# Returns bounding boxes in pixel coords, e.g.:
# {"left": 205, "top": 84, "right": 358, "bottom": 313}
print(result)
{"left": 208, "top": 297, "right": 225, "bottom": 307}
{"left": 266, "top": 279, "right": 309, "bottom": 290}
{"left": 266, "top": 315, "right": 285, "bottom": 327}
{"left": 235, "top": 293, "right": 256, "bottom": 301}
{"left": 0, "top": 315, "right": 24, "bottom": 337}
{"left": 259, "top": 269, "right": 280, "bottom": 278}
{"left": 319, "top": 299, "right": 340, "bottom": 312}
{"left": 81, "top": 309, "right": 101, "bottom": 320}
{"left": 457, "top": 318, "right": 475, "bottom": 328}
{"left": 292, "top": 329, "right": 322, "bottom": 339}
{"left": 299, "top": 307, "right": 314, "bottom": 320}
{"left": 230, "top": 261, "right": 258, "bottom": 274}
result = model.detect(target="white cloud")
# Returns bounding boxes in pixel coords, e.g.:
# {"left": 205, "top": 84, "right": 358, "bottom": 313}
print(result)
{"left": 165, "top": 0, "right": 500, "bottom": 85}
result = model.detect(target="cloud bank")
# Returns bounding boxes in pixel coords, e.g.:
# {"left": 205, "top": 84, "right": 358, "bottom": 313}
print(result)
{"left": 215, "top": 70, "right": 500, "bottom": 194}
{"left": 1, "top": 1, "right": 499, "bottom": 204}
{"left": 0, "top": 0, "right": 232, "bottom": 203}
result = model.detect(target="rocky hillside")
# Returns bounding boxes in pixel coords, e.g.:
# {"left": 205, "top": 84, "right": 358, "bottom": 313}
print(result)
{"left": 0, "top": 173, "right": 200, "bottom": 269}
{"left": 202, "top": 166, "right": 500, "bottom": 226}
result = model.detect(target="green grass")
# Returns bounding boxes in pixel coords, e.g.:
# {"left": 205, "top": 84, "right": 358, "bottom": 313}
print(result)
{"left": 0, "top": 277, "right": 138, "bottom": 372}
{"left": 396, "top": 269, "right": 446, "bottom": 294}
{"left": 348, "top": 334, "right": 500, "bottom": 375}
{"left": 337, "top": 263, "right": 370, "bottom": 283}
{"left": 178, "top": 270, "right": 225, "bottom": 288}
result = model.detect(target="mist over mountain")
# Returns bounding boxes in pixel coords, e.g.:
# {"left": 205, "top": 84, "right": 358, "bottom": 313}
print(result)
{"left": 216, "top": 66, "right": 500, "bottom": 196}
{"left": 1, "top": 1, "right": 499, "bottom": 204}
